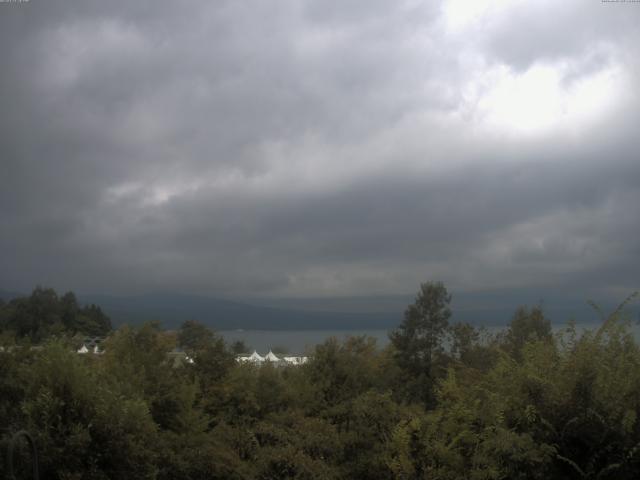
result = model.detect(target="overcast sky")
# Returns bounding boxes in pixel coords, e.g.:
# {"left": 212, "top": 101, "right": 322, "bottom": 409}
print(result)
{"left": 1, "top": 0, "right": 639, "bottom": 300}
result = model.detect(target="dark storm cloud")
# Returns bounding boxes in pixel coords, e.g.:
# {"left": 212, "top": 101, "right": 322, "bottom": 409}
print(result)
{"left": 1, "top": 0, "right": 639, "bottom": 299}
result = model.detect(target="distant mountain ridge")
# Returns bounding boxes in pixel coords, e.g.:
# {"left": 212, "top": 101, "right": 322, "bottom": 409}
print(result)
{"left": 71, "top": 291, "right": 630, "bottom": 330}
{"left": 79, "top": 293, "right": 400, "bottom": 330}
{"left": 2, "top": 288, "right": 634, "bottom": 331}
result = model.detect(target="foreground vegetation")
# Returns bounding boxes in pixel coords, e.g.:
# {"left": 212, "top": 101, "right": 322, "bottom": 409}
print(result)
{"left": 1, "top": 284, "right": 639, "bottom": 479}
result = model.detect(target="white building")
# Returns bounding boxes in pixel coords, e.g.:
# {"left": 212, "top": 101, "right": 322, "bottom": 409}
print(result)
{"left": 283, "top": 356, "right": 308, "bottom": 366}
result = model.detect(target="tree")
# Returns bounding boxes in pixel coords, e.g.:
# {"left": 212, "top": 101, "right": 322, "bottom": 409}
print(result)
{"left": 389, "top": 281, "right": 452, "bottom": 406}
{"left": 0, "top": 287, "right": 112, "bottom": 341}
{"left": 21, "top": 342, "right": 158, "bottom": 479}
{"left": 178, "top": 320, "right": 214, "bottom": 352}
{"left": 77, "top": 303, "right": 112, "bottom": 336}
{"left": 306, "top": 336, "right": 381, "bottom": 410}
{"left": 191, "top": 335, "right": 235, "bottom": 393}
{"left": 502, "top": 305, "right": 552, "bottom": 360}
{"left": 60, "top": 291, "right": 79, "bottom": 331}
{"left": 102, "top": 322, "right": 175, "bottom": 400}
{"left": 231, "top": 339, "right": 250, "bottom": 354}
{"left": 7, "top": 287, "right": 62, "bottom": 341}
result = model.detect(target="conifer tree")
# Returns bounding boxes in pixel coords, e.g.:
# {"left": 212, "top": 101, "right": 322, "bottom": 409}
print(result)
{"left": 390, "top": 281, "right": 452, "bottom": 406}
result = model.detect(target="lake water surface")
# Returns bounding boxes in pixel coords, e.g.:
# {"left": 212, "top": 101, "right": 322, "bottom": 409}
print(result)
{"left": 220, "top": 322, "right": 640, "bottom": 354}
{"left": 219, "top": 329, "right": 391, "bottom": 354}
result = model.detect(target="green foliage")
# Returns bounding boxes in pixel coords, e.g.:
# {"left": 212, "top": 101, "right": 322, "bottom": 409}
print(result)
{"left": 156, "top": 428, "right": 251, "bottom": 480}
{"left": 449, "top": 322, "right": 499, "bottom": 373}
{"left": 0, "top": 287, "right": 112, "bottom": 342}
{"left": 18, "top": 342, "right": 158, "bottom": 479}
{"left": 306, "top": 335, "right": 382, "bottom": 410}
{"left": 500, "top": 305, "right": 553, "bottom": 360}
{"left": 389, "top": 281, "right": 452, "bottom": 406}
{"left": 178, "top": 319, "right": 214, "bottom": 352}
{"left": 101, "top": 322, "right": 175, "bottom": 399}
{"left": 1, "top": 283, "right": 639, "bottom": 479}
{"left": 231, "top": 339, "right": 251, "bottom": 354}
{"left": 252, "top": 413, "right": 342, "bottom": 480}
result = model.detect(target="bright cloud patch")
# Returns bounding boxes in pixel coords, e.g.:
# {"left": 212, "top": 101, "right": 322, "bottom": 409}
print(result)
{"left": 464, "top": 60, "right": 623, "bottom": 136}
{"left": 442, "top": 0, "right": 520, "bottom": 32}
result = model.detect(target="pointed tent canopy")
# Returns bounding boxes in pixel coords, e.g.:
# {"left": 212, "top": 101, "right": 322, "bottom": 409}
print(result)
{"left": 264, "top": 350, "right": 280, "bottom": 362}
{"left": 248, "top": 351, "right": 265, "bottom": 362}
{"left": 77, "top": 345, "right": 89, "bottom": 354}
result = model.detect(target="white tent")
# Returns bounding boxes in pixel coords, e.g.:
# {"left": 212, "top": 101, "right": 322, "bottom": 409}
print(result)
{"left": 248, "top": 350, "right": 265, "bottom": 363}
{"left": 77, "top": 345, "right": 89, "bottom": 354}
{"left": 236, "top": 351, "right": 308, "bottom": 366}
{"left": 264, "top": 350, "right": 280, "bottom": 362}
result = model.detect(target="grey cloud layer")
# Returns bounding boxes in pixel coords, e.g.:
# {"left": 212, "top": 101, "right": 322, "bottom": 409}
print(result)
{"left": 1, "top": 0, "right": 639, "bottom": 298}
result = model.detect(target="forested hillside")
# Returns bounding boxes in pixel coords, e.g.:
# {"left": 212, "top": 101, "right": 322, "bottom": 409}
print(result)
{"left": 1, "top": 284, "right": 639, "bottom": 479}
{"left": 0, "top": 287, "right": 112, "bottom": 342}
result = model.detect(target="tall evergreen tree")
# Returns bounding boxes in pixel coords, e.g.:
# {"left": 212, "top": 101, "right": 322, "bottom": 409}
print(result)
{"left": 389, "top": 281, "right": 452, "bottom": 406}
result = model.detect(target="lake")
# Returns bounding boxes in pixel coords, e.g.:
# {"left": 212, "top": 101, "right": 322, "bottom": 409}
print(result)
{"left": 219, "top": 329, "right": 392, "bottom": 354}
{"left": 220, "top": 322, "right": 640, "bottom": 354}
